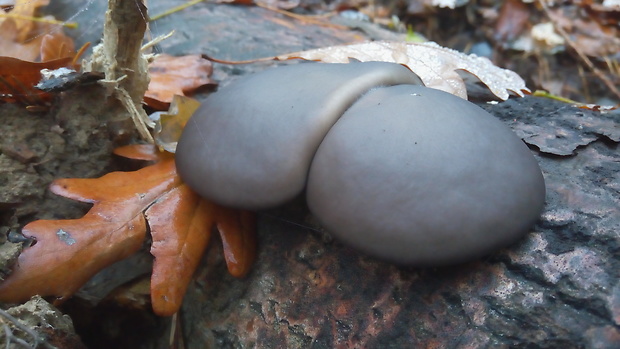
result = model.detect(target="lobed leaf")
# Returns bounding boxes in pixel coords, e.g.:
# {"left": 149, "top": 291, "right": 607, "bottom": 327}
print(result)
{"left": 0, "top": 157, "right": 180, "bottom": 303}
{"left": 144, "top": 54, "right": 216, "bottom": 110}
{"left": 0, "top": 145, "right": 257, "bottom": 316}
{"left": 147, "top": 184, "right": 214, "bottom": 316}
{"left": 277, "top": 41, "right": 530, "bottom": 100}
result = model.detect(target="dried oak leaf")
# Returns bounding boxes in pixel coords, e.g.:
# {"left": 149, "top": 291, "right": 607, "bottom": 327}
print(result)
{"left": 150, "top": 95, "right": 201, "bottom": 153}
{"left": 0, "top": 35, "right": 80, "bottom": 104}
{"left": 0, "top": 144, "right": 256, "bottom": 317}
{"left": 277, "top": 41, "right": 530, "bottom": 100}
{"left": 0, "top": 0, "right": 74, "bottom": 62}
{"left": 39, "top": 31, "right": 75, "bottom": 62}
{"left": 144, "top": 54, "right": 216, "bottom": 110}
{"left": 147, "top": 185, "right": 256, "bottom": 315}
{"left": 0, "top": 56, "right": 73, "bottom": 103}
{"left": 0, "top": 0, "right": 50, "bottom": 42}
{"left": 0, "top": 0, "right": 78, "bottom": 104}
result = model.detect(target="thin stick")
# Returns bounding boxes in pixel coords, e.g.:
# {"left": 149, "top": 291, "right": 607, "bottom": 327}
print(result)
{"left": 202, "top": 53, "right": 276, "bottom": 65}
{"left": 141, "top": 30, "right": 175, "bottom": 52}
{"left": 0, "top": 13, "right": 78, "bottom": 29}
{"left": 150, "top": 0, "right": 205, "bottom": 22}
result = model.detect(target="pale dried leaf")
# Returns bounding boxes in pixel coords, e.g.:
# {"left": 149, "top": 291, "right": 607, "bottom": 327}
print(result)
{"left": 0, "top": 0, "right": 50, "bottom": 42}
{"left": 277, "top": 41, "right": 530, "bottom": 100}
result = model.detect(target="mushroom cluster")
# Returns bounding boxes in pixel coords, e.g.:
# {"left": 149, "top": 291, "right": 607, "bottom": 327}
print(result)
{"left": 176, "top": 62, "right": 546, "bottom": 266}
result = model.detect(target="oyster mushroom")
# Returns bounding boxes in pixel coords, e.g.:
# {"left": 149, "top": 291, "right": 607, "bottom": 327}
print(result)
{"left": 176, "top": 62, "right": 546, "bottom": 265}
{"left": 306, "top": 84, "right": 545, "bottom": 265}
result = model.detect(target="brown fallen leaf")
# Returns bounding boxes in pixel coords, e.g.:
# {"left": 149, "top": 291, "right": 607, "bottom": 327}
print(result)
{"left": 40, "top": 32, "right": 76, "bottom": 62}
{"left": 144, "top": 54, "right": 216, "bottom": 110}
{"left": 0, "top": 0, "right": 50, "bottom": 42}
{"left": 0, "top": 18, "right": 42, "bottom": 62}
{"left": 276, "top": 40, "right": 530, "bottom": 100}
{"left": 147, "top": 183, "right": 214, "bottom": 316}
{"left": 0, "top": 56, "right": 74, "bottom": 104}
{"left": 494, "top": 0, "right": 531, "bottom": 43}
{"left": 0, "top": 0, "right": 79, "bottom": 104}
{"left": 151, "top": 95, "right": 201, "bottom": 153}
{"left": 214, "top": 205, "right": 257, "bottom": 278}
{"left": 0, "top": 157, "right": 175, "bottom": 303}
{"left": 0, "top": 144, "right": 256, "bottom": 317}
{"left": 0, "top": 0, "right": 75, "bottom": 62}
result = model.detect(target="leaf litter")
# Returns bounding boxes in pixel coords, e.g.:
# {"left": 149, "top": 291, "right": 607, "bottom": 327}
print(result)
{"left": 0, "top": 0, "right": 538, "bottom": 323}
{"left": 0, "top": 0, "right": 80, "bottom": 104}
{"left": 144, "top": 53, "right": 216, "bottom": 110}
{"left": 277, "top": 41, "right": 530, "bottom": 100}
{"left": 0, "top": 144, "right": 256, "bottom": 317}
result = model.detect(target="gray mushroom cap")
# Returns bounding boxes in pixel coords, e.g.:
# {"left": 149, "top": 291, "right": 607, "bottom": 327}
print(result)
{"left": 306, "top": 84, "right": 546, "bottom": 265}
{"left": 176, "top": 62, "right": 423, "bottom": 209}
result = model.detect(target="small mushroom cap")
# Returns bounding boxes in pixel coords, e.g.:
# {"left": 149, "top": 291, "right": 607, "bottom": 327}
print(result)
{"left": 176, "top": 62, "right": 422, "bottom": 209}
{"left": 306, "top": 84, "right": 546, "bottom": 265}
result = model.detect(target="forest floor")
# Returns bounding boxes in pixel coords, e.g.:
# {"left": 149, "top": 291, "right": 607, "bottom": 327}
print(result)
{"left": 1, "top": 1, "right": 619, "bottom": 348}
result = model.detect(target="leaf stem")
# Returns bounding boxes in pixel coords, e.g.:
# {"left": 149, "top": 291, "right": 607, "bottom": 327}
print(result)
{"left": 150, "top": 0, "right": 205, "bottom": 22}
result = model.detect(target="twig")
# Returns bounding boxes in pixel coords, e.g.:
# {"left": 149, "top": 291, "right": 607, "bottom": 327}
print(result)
{"left": 0, "top": 13, "right": 78, "bottom": 29}
{"left": 537, "top": 0, "right": 620, "bottom": 100}
{"left": 533, "top": 90, "right": 618, "bottom": 111}
{"left": 150, "top": 0, "right": 206, "bottom": 22}
{"left": 202, "top": 53, "right": 275, "bottom": 65}
{"left": 141, "top": 31, "right": 175, "bottom": 52}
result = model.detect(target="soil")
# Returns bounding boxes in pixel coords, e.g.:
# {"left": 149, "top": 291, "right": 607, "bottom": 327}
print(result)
{"left": 1, "top": 296, "right": 85, "bottom": 348}
{"left": 0, "top": 86, "right": 139, "bottom": 347}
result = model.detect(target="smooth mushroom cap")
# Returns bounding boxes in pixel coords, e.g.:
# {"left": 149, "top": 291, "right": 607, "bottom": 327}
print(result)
{"left": 176, "top": 62, "right": 423, "bottom": 209}
{"left": 306, "top": 84, "right": 546, "bottom": 265}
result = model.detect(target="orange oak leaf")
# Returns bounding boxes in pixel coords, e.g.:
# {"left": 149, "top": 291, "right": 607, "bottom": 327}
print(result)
{"left": 0, "top": 0, "right": 51, "bottom": 43}
{"left": 146, "top": 184, "right": 214, "bottom": 316}
{"left": 144, "top": 54, "right": 216, "bottom": 110}
{"left": 39, "top": 32, "right": 76, "bottom": 62}
{"left": 0, "top": 41, "right": 87, "bottom": 105}
{"left": 213, "top": 205, "right": 257, "bottom": 278}
{"left": 0, "top": 144, "right": 256, "bottom": 317}
{"left": 0, "top": 0, "right": 75, "bottom": 62}
{"left": 0, "top": 149, "right": 179, "bottom": 303}
{"left": 0, "top": 56, "right": 73, "bottom": 104}
{"left": 0, "top": 0, "right": 80, "bottom": 104}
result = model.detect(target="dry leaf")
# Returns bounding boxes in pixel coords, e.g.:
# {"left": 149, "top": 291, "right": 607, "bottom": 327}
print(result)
{"left": 0, "top": 1, "right": 78, "bottom": 104}
{"left": 0, "top": 145, "right": 257, "bottom": 316}
{"left": 213, "top": 205, "right": 257, "bottom": 278}
{"left": 255, "top": 0, "right": 300, "bottom": 10}
{"left": 0, "top": 155, "right": 179, "bottom": 303}
{"left": 0, "top": 0, "right": 74, "bottom": 62}
{"left": 113, "top": 143, "right": 163, "bottom": 161}
{"left": 0, "top": 0, "right": 50, "bottom": 42}
{"left": 0, "top": 18, "right": 42, "bottom": 61}
{"left": 40, "top": 32, "right": 75, "bottom": 62}
{"left": 144, "top": 54, "right": 216, "bottom": 110}
{"left": 150, "top": 95, "right": 201, "bottom": 153}
{"left": 277, "top": 40, "right": 530, "bottom": 100}
{"left": 0, "top": 56, "right": 73, "bottom": 103}
{"left": 146, "top": 183, "right": 214, "bottom": 316}
{"left": 494, "top": 0, "right": 530, "bottom": 43}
